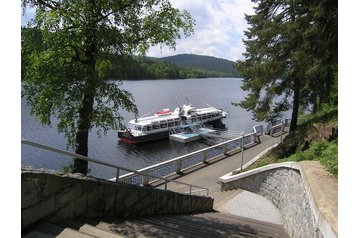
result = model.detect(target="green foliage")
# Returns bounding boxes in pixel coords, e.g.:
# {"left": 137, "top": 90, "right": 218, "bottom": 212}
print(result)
{"left": 244, "top": 108, "right": 338, "bottom": 177}
{"left": 236, "top": 0, "right": 337, "bottom": 129}
{"left": 22, "top": 0, "right": 195, "bottom": 174}
{"left": 280, "top": 140, "right": 338, "bottom": 177}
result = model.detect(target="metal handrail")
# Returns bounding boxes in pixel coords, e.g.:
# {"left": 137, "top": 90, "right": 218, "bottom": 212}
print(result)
{"left": 21, "top": 139, "right": 209, "bottom": 196}
{"left": 116, "top": 130, "right": 259, "bottom": 183}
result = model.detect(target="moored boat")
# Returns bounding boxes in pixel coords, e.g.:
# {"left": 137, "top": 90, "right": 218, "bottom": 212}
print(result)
{"left": 118, "top": 104, "right": 228, "bottom": 144}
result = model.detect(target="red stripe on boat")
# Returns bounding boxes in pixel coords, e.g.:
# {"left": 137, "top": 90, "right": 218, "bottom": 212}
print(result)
{"left": 155, "top": 109, "right": 172, "bottom": 115}
{"left": 118, "top": 137, "right": 137, "bottom": 144}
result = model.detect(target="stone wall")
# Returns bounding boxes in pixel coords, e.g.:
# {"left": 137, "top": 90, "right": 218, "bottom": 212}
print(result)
{"left": 21, "top": 168, "right": 213, "bottom": 230}
{"left": 221, "top": 163, "right": 324, "bottom": 238}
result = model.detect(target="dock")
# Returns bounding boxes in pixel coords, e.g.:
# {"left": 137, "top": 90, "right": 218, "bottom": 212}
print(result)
{"left": 169, "top": 123, "right": 245, "bottom": 143}
{"left": 156, "top": 133, "right": 283, "bottom": 194}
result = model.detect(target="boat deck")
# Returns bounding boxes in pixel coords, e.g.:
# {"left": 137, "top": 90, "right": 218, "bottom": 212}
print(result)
{"left": 169, "top": 128, "right": 215, "bottom": 143}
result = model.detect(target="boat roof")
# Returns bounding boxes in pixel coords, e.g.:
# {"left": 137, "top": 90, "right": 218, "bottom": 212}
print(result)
{"left": 129, "top": 106, "right": 222, "bottom": 126}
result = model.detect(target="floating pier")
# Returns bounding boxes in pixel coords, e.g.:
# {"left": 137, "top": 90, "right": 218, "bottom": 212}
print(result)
{"left": 169, "top": 123, "right": 245, "bottom": 143}
{"left": 169, "top": 124, "right": 216, "bottom": 143}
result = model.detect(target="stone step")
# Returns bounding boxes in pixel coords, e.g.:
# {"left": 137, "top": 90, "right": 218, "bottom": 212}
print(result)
{"left": 149, "top": 215, "right": 247, "bottom": 238}
{"left": 96, "top": 220, "right": 183, "bottom": 238}
{"left": 137, "top": 216, "right": 216, "bottom": 238}
{"left": 196, "top": 213, "right": 289, "bottom": 238}
{"left": 212, "top": 189, "right": 243, "bottom": 209}
{"left": 24, "top": 222, "right": 95, "bottom": 238}
{"left": 90, "top": 212, "right": 288, "bottom": 238}
{"left": 23, "top": 210, "right": 288, "bottom": 238}
{"left": 52, "top": 219, "right": 123, "bottom": 238}
{"left": 79, "top": 224, "right": 124, "bottom": 238}
{"left": 160, "top": 214, "right": 265, "bottom": 238}
{"left": 57, "top": 228, "right": 95, "bottom": 238}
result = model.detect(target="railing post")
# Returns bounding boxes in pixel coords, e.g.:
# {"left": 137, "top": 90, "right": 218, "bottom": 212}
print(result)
{"left": 142, "top": 170, "right": 149, "bottom": 186}
{"left": 280, "top": 120, "right": 284, "bottom": 142}
{"left": 116, "top": 168, "right": 120, "bottom": 183}
{"left": 223, "top": 144, "right": 228, "bottom": 155}
{"left": 240, "top": 134, "right": 244, "bottom": 171}
{"left": 176, "top": 160, "right": 182, "bottom": 174}
{"left": 189, "top": 185, "right": 192, "bottom": 195}
{"left": 202, "top": 150, "right": 208, "bottom": 163}
{"left": 165, "top": 180, "right": 168, "bottom": 191}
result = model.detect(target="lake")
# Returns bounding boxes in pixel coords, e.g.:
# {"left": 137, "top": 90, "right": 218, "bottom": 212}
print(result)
{"left": 21, "top": 78, "right": 271, "bottom": 179}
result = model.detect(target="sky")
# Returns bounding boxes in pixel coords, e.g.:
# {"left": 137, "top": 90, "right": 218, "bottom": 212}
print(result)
{"left": 147, "top": 0, "right": 256, "bottom": 61}
{"left": 20, "top": 0, "right": 256, "bottom": 61}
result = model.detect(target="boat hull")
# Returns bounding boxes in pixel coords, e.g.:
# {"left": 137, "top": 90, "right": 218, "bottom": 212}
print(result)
{"left": 118, "top": 130, "right": 170, "bottom": 144}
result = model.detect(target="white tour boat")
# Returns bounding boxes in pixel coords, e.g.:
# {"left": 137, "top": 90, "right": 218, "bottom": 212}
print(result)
{"left": 118, "top": 104, "right": 228, "bottom": 144}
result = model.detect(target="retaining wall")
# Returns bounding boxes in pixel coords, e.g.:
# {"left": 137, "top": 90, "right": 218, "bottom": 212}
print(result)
{"left": 21, "top": 168, "right": 213, "bottom": 230}
{"left": 220, "top": 162, "right": 336, "bottom": 238}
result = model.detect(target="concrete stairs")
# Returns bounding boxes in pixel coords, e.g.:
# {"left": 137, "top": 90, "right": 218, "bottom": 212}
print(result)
{"left": 22, "top": 188, "right": 289, "bottom": 237}
{"left": 22, "top": 211, "right": 288, "bottom": 238}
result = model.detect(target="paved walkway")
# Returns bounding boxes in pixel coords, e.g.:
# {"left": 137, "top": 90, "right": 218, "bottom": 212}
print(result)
{"left": 154, "top": 133, "right": 338, "bottom": 235}
{"left": 217, "top": 190, "right": 284, "bottom": 225}
{"left": 159, "top": 134, "right": 283, "bottom": 195}
{"left": 154, "top": 134, "right": 285, "bottom": 224}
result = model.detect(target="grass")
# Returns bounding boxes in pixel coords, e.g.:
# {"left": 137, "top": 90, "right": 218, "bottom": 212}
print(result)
{"left": 279, "top": 140, "right": 338, "bottom": 177}
{"left": 242, "top": 107, "right": 338, "bottom": 177}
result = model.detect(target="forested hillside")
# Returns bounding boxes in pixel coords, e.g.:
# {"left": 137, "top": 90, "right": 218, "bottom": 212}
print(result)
{"left": 156, "top": 54, "right": 240, "bottom": 77}
{"left": 105, "top": 55, "right": 235, "bottom": 79}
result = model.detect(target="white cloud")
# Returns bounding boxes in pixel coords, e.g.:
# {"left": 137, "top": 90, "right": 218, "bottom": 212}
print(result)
{"left": 147, "top": 0, "right": 256, "bottom": 61}
{"left": 20, "top": 0, "right": 256, "bottom": 61}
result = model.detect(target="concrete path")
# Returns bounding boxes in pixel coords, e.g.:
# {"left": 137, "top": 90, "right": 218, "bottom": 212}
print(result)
{"left": 216, "top": 190, "right": 284, "bottom": 225}
{"left": 158, "top": 134, "right": 284, "bottom": 195}
{"left": 153, "top": 134, "right": 286, "bottom": 225}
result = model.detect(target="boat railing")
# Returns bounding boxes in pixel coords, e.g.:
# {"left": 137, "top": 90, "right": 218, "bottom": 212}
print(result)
{"left": 21, "top": 139, "right": 210, "bottom": 197}
{"left": 116, "top": 125, "right": 263, "bottom": 188}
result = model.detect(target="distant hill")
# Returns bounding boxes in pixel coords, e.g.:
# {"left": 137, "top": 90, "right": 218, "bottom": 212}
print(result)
{"left": 155, "top": 54, "right": 240, "bottom": 77}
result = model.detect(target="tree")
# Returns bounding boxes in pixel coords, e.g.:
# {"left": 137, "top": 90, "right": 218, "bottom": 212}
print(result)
{"left": 236, "top": 0, "right": 337, "bottom": 131}
{"left": 21, "top": 0, "right": 195, "bottom": 174}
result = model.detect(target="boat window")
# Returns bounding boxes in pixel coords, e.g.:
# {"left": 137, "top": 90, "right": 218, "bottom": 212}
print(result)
{"left": 160, "top": 123, "right": 167, "bottom": 128}
{"left": 174, "top": 121, "right": 180, "bottom": 126}
{"left": 146, "top": 125, "right": 151, "bottom": 131}
{"left": 168, "top": 121, "right": 174, "bottom": 127}
{"left": 153, "top": 124, "right": 159, "bottom": 129}
{"left": 207, "top": 114, "right": 212, "bottom": 118}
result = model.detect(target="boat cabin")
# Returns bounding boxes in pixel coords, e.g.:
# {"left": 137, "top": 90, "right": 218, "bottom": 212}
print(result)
{"left": 127, "top": 105, "right": 224, "bottom": 135}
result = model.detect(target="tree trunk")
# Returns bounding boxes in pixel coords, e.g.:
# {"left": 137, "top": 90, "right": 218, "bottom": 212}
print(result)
{"left": 290, "top": 83, "right": 300, "bottom": 132}
{"left": 73, "top": 8, "right": 98, "bottom": 174}
{"left": 73, "top": 92, "right": 95, "bottom": 174}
